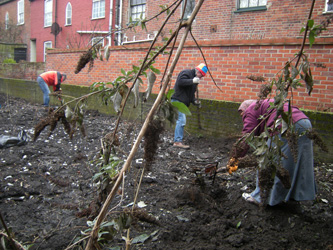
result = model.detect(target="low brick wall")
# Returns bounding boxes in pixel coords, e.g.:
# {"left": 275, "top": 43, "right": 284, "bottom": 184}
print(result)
{"left": 0, "top": 62, "right": 45, "bottom": 81}
{"left": 1, "top": 77, "right": 332, "bottom": 163}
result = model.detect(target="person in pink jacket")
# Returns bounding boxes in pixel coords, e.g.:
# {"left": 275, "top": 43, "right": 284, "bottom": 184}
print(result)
{"left": 238, "top": 99, "right": 316, "bottom": 206}
{"left": 37, "top": 71, "right": 67, "bottom": 106}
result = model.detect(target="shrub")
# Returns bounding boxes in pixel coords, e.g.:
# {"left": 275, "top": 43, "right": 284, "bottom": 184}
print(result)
{"left": 3, "top": 58, "right": 16, "bottom": 64}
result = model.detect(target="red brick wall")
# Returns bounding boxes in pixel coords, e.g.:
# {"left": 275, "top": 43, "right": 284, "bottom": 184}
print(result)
{"left": 46, "top": 37, "right": 333, "bottom": 112}
{"left": 122, "top": 0, "right": 333, "bottom": 44}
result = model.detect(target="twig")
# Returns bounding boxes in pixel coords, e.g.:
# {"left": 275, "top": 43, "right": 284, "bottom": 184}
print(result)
{"left": 189, "top": 29, "right": 224, "bottom": 94}
{"left": 0, "top": 211, "right": 19, "bottom": 250}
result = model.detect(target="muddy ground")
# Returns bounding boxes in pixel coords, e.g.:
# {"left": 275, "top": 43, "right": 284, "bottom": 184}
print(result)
{"left": 0, "top": 93, "right": 332, "bottom": 250}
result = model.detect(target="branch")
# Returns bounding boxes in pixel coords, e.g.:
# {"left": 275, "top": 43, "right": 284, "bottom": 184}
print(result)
{"left": 189, "top": 29, "right": 224, "bottom": 93}
{"left": 84, "top": 0, "right": 205, "bottom": 249}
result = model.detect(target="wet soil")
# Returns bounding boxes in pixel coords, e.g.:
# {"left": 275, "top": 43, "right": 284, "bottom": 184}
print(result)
{"left": 0, "top": 94, "right": 332, "bottom": 250}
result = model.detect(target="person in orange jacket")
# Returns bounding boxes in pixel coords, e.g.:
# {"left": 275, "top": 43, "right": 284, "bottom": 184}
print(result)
{"left": 37, "top": 71, "right": 67, "bottom": 106}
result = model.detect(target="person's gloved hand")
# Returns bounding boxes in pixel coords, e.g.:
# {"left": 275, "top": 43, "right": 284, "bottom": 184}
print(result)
{"left": 227, "top": 157, "right": 239, "bottom": 174}
{"left": 194, "top": 99, "right": 201, "bottom": 108}
{"left": 193, "top": 77, "right": 200, "bottom": 84}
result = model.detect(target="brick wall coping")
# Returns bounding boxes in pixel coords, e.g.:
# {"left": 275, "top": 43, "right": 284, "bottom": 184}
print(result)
{"left": 47, "top": 37, "right": 333, "bottom": 54}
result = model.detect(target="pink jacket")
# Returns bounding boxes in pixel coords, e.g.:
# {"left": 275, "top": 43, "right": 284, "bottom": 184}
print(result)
{"left": 242, "top": 99, "right": 308, "bottom": 136}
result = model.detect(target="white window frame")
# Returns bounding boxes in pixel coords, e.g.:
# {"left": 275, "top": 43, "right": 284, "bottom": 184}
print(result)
{"left": 44, "top": 41, "right": 52, "bottom": 62}
{"left": 44, "top": 0, "right": 53, "bottom": 27}
{"left": 130, "top": 0, "right": 146, "bottom": 21}
{"left": 17, "top": 0, "right": 24, "bottom": 25}
{"left": 325, "top": 0, "right": 333, "bottom": 12}
{"left": 237, "top": 0, "right": 267, "bottom": 10}
{"left": 181, "top": 0, "right": 195, "bottom": 20}
{"left": 91, "top": 37, "right": 104, "bottom": 46}
{"left": 65, "top": 2, "right": 72, "bottom": 25}
{"left": 92, "top": 0, "right": 105, "bottom": 19}
{"left": 5, "top": 12, "right": 9, "bottom": 29}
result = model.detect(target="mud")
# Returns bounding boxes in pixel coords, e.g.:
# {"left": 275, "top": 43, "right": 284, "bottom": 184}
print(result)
{"left": 0, "top": 94, "right": 332, "bottom": 250}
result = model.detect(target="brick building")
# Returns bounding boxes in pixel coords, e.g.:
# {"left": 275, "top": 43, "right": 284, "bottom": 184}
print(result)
{"left": 0, "top": 0, "right": 31, "bottom": 61}
{"left": 0, "top": 0, "right": 333, "bottom": 111}
{"left": 1, "top": 0, "right": 118, "bottom": 62}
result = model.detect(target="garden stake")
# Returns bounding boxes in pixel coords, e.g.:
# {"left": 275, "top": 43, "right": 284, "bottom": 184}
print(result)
{"left": 196, "top": 88, "right": 203, "bottom": 130}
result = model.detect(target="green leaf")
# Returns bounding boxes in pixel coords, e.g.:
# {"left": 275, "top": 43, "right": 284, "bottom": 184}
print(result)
{"left": 308, "top": 31, "right": 315, "bottom": 47}
{"left": 300, "top": 27, "right": 305, "bottom": 34}
{"left": 132, "top": 65, "right": 140, "bottom": 73}
{"left": 291, "top": 66, "right": 298, "bottom": 79}
{"left": 87, "top": 220, "right": 94, "bottom": 227}
{"left": 121, "top": 68, "right": 126, "bottom": 76}
{"left": 150, "top": 66, "right": 161, "bottom": 74}
{"left": 307, "top": 19, "right": 314, "bottom": 28}
{"left": 166, "top": 89, "right": 175, "bottom": 100}
{"left": 171, "top": 101, "right": 192, "bottom": 116}
{"left": 92, "top": 172, "right": 103, "bottom": 180}
{"left": 132, "top": 234, "right": 150, "bottom": 244}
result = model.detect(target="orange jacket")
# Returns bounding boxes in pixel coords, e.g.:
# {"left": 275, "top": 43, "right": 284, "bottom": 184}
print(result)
{"left": 40, "top": 71, "right": 63, "bottom": 91}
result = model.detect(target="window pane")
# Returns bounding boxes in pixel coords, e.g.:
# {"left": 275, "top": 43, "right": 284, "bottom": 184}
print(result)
{"left": 259, "top": 0, "right": 267, "bottom": 6}
{"left": 66, "top": 3, "right": 72, "bottom": 25}
{"left": 18, "top": 0, "right": 24, "bottom": 24}
{"left": 182, "top": 0, "right": 195, "bottom": 19}
{"left": 239, "top": 0, "right": 248, "bottom": 8}
{"left": 131, "top": 1, "right": 145, "bottom": 21}
{"left": 249, "top": 0, "right": 258, "bottom": 7}
{"left": 92, "top": 0, "right": 105, "bottom": 18}
{"left": 327, "top": 0, "right": 333, "bottom": 11}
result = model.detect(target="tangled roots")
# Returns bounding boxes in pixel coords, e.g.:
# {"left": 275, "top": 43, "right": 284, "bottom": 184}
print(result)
{"left": 143, "top": 118, "right": 164, "bottom": 171}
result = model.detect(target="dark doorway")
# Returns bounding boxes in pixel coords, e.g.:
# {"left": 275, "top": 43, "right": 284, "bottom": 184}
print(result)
{"left": 14, "top": 48, "right": 27, "bottom": 62}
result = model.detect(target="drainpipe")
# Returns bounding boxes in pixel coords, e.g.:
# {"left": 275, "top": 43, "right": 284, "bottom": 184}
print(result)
{"left": 54, "top": 0, "right": 57, "bottom": 47}
{"left": 109, "top": 0, "right": 113, "bottom": 46}
{"left": 118, "top": 0, "right": 122, "bottom": 45}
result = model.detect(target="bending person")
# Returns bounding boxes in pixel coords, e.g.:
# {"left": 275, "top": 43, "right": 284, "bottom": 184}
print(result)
{"left": 237, "top": 99, "right": 316, "bottom": 206}
{"left": 37, "top": 71, "right": 67, "bottom": 107}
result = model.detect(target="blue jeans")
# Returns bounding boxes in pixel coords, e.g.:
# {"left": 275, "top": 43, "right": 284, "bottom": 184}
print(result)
{"left": 37, "top": 76, "right": 50, "bottom": 106}
{"left": 172, "top": 99, "right": 186, "bottom": 142}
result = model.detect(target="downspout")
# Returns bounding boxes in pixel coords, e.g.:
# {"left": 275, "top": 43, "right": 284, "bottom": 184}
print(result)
{"left": 118, "top": 0, "right": 122, "bottom": 45}
{"left": 109, "top": 0, "right": 113, "bottom": 46}
{"left": 54, "top": 0, "right": 57, "bottom": 47}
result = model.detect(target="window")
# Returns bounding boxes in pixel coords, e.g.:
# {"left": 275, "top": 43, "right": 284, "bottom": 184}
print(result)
{"left": 91, "top": 37, "right": 104, "bottom": 46}
{"left": 44, "top": 41, "right": 52, "bottom": 62}
{"left": 5, "top": 12, "right": 9, "bottom": 29}
{"left": 326, "top": 0, "right": 333, "bottom": 12}
{"left": 44, "top": 0, "right": 53, "bottom": 27}
{"left": 92, "top": 0, "right": 105, "bottom": 19}
{"left": 130, "top": 0, "right": 146, "bottom": 21}
{"left": 66, "top": 2, "right": 72, "bottom": 25}
{"left": 182, "top": 0, "right": 195, "bottom": 20}
{"left": 237, "top": 0, "right": 267, "bottom": 11}
{"left": 17, "top": 0, "right": 24, "bottom": 25}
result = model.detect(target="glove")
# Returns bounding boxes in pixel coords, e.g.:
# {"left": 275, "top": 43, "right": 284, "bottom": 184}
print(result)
{"left": 194, "top": 99, "right": 201, "bottom": 108}
{"left": 227, "top": 157, "right": 239, "bottom": 174}
{"left": 193, "top": 77, "right": 200, "bottom": 84}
